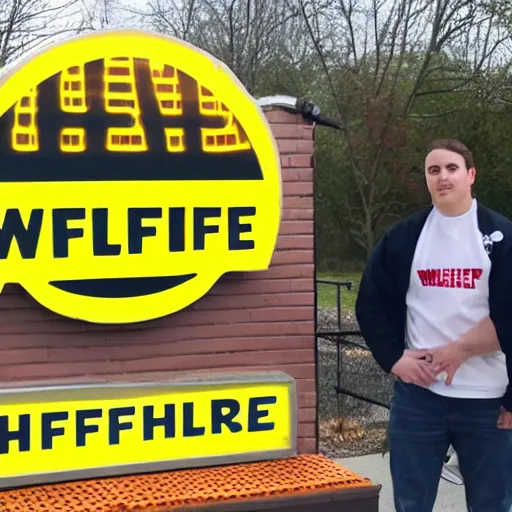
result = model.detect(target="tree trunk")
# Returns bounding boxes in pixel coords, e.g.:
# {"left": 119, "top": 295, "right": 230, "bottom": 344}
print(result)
{"left": 364, "top": 208, "right": 375, "bottom": 262}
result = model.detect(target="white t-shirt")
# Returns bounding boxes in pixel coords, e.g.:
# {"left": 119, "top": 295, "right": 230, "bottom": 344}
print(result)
{"left": 405, "top": 199, "right": 508, "bottom": 398}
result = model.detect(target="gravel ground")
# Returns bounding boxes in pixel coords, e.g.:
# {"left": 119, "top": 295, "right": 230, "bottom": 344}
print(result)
{"left": 316, "top": 307, "right": 394, "bottom": 458}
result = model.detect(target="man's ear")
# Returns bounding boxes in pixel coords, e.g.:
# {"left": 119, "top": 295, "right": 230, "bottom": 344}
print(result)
{"left": 468, "top": 167, "right": 476, "bottom": 184}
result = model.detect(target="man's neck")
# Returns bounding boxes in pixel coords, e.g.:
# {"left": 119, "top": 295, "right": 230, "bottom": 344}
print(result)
{"left": 435, "top": 197, "right": 474, "bottom": 217}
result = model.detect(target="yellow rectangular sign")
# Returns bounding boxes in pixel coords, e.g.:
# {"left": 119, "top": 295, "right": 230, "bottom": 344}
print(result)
{"left": 0, "top": 372, "right": 296, "bottom": 489}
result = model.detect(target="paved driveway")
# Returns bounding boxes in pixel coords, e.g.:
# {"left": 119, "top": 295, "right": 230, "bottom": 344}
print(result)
{"left": 336, "top": 454, "right": 467, "bottom": 511}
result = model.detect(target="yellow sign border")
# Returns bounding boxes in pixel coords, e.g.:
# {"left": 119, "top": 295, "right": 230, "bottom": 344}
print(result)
{"left": 0, "top": 371, "right": 297, "bottom": 490}
{"left": 0, "top": 29, "right": 283, "bottom": 324}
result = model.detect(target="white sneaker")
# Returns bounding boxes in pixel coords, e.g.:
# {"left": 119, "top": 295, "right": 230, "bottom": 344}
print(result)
{"left": 441, "top": 462, "right": 464, "bottom": 485}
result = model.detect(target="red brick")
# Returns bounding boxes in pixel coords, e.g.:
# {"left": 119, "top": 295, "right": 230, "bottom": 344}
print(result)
{"left": 277, "top": 139, "right": 300, "bottom": 154}
{"left": 241, "top": 263, "right": 314, "bottom": 279}
{"left": 283, "top": 196, "right": 313, "bottom": 209}
{"left": 281, "top": 167, "right": 313, "bottom": 183}
{"left": 128, "top": 365, "right": 318, "bottom": 384}
{"left": 282, "top": 169, "right": 312, "bottom": 182}
{"left": 290, "top": 279, "right": 314, "bottom": 292}
{"left": 296, "top": 139, "right": 315, "bottom": 153}
{"left": 281, "top": 169, "right": 314, "bottom": 183}
{"left": 0, "top": 361, "right": 113, "bottom": 380}
{"left": 0, "top": 348, "right": 48, "bottom": 365}
{"left": 0, "top": 319, "right": 92, "bottom": 335}
{"left": 155, "top": 308, "right": 239, "bottom": 329}
{"left": 168, "top": 307, "right": 252, "bottom": 327}
{"left": 284, "top": 182, "right": 314, "bottom": 196}
{"left": 0, "top": 295, "right": 36, "bottom": 309}
{"left": 298, "top": 407, "right": 316, "bottom": 423}
{"left": 116, "top": 349, "right": 314, "bottom": 374}
{"left": 300, "top": 125, "right": 314, "bottom": 139}
{"left": 224, "top": 363, "right": 315, "bottom": 380}
{"left": 289, "top": 154, "right": 313, "bottom": 167}
{"left": 0, "top": 307, "right": 61, "bottom": 324}
{"left": 0, "top": 373, "right": 315, "bottom": 391}
{"left": 47, "top": 336, "right": 314, "bottom": 363}
{"left": 119, "top": 322, "right": 313, "bottom": 344}
{"left": 299, "top": 391, "right": 317, "bottom": 408}
{"left": 295, "top": 379, "right": 316, "bottom": 393}
{"left": 264, "top": 109, "right": 302, "bottom": 124}
{"left": 277, "top": 235, "right": 314, "bottom": 250}
{"left": 149, "top": 305, "right": 311, "bottom": 329}
{"left": 0, "top": 375, "right": 112, "bottom": 389}
{"left": 271, "top": 251, "right": 313, "bottom": 266}
{"left": 0, "top": 333, "right": 108, "bottom": 349}
{"left": 280, "top": 155, "right": 291, "bottom": 168}
{"left": 298, "top": 423, "right": 316, "bottom": 438}
{"left": 193, "top": 292, "right": 313, "bottom": 310}
{"left": 210, "top": 279, "right": 292, "bottom": 295}
{"left": 298, "top": 168, "right": 314, "bottom": 181}
{"left": 270, "top": 124, "right": 304, "bottom": 139}
{"left": 249, "top": 306, "right": 313, "bottom": 323}
{"left": 281, "top": 209, "right": 314, "bottom": 221}
{"left": 0, "top": 350, "right": 315, "bottom": 381}
{"left": 0, "top": 318, "right": 313, "bottom": 339}
{"left": 209, "top": 278, "right": 313, "bottom": 295}
{"left": 46, "top": 345, "right": 107, "bottom": 363}
{"left": 278, "top": 221, "right": 314, "bottom": 236}
{"left": 298, "top": 438, "right": 317, "bottom": 454}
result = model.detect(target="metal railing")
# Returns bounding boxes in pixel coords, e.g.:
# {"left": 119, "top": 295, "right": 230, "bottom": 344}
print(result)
{"left": 316, "top": 278, "right": 390, "bottom": 411}
{"left": 315, "top": 279, "right": 352, "bottom": 334}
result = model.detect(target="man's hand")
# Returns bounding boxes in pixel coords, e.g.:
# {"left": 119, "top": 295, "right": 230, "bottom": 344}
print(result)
{"left": 427, "top": 342, "right": 472, "bottom": 385}
{"left": 391, "top": 349, "right": 437, "bottom": 387}
{"left": 497, "top": 407, "right": 512, "bottom": 430}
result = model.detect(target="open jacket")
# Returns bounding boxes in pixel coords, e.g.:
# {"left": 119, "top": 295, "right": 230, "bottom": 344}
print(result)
{"left": 355, "top": 201, "right": 512, "bottom": 411}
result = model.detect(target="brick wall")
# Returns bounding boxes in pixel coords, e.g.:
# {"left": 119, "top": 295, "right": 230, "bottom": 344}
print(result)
{"left": 0, "top": 107, "right": 317, "bottom": 453}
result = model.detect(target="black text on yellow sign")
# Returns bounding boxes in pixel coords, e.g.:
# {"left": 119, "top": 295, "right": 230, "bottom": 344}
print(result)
{"left": 0, "top": 30, "right": 281, "bottom": 324}
{"left": 0, "top": 373, "right": 296, "bottom": 489}
{"left": 0, "top": 206, "right": 256, "bottom": 259}
{"left": 0, "top": 396, "right": 276, "bottom": 453}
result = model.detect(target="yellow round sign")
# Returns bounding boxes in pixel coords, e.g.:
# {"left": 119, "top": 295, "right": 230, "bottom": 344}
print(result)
{"left": 0, "top": 30, "right": 281, "bottom": 324}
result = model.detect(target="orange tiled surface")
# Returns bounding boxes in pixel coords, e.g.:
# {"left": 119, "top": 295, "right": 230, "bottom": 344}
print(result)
{"left": 0, "top": 454, "right": 375, "bottom": 511}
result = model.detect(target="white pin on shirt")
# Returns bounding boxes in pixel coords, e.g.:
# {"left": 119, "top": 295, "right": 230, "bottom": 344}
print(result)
{"left": 490, "top": 231, "right": 504, "bottom": 242}
{"left": 483, "top": 230, "right": 504, "bottom": 255}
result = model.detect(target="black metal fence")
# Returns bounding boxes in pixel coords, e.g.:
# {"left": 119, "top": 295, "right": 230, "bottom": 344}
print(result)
{"left": 315, "top": 278, "right": 391, "bottom": 414}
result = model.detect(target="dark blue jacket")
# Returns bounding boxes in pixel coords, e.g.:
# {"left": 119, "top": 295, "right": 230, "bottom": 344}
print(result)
{"left": 355, "top": 202, "right": 512, "bottom": 411}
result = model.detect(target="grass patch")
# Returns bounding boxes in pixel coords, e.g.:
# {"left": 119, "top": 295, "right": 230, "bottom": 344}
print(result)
{"left": 316, "top": 272, "right": 361, "bottom": 313}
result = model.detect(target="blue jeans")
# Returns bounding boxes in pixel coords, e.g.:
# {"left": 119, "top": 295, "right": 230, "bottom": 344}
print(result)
{"left": 389, "top": 380, "right": 512, "bottom": 512}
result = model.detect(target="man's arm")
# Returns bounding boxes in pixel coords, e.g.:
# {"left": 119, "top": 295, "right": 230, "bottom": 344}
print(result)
{"left": 456, "top": 316, "right": 501, "bottom": 357}
{"left": 433, "top": 314, "right": 512, "bottom": 427}
{"left": 356, "top": 234, "right": 437, "bottom": 387}
{"left": 428, "top": 316, "right": 501, "bottom": 385}
{"left": 488, "top": 243, "right": 512, "bottom": 413}
{"left": 355, "top": 233, "right": 404, "bottom": 373}
{"left": 479, "top": 293, "right": 512, "bottom": 427}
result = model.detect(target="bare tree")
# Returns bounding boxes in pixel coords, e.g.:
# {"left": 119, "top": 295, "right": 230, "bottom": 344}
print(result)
{"left": 194, "top": 0, "right": 300, "bottom": 92}
{"left": 0, "top": 0, "right": 83, "bottom": 66}
{"left": 295, "top": 0, "right": 510, "bottom": 258}
{"left": 142, "top": 0, "right": 200, "bottom": 40}
{"left": 79, "top": 0, "right": 122, "bottom": 30}
{"left": 130, "top": 0, "right": 307, "bottom": 94}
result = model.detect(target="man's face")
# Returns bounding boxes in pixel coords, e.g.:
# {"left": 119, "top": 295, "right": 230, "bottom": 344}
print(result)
{"left": 425, "top": 148, "right": 475, "bottom": 209}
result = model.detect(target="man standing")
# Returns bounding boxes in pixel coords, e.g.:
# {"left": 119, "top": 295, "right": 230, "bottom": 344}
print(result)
{"left": 355, "top": 139, "right": 512, "bottom": 512}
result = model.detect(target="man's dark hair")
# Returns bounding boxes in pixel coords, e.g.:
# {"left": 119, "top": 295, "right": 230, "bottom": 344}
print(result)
{"left": 428, "top": 139, "right": 474, "bottom": 169}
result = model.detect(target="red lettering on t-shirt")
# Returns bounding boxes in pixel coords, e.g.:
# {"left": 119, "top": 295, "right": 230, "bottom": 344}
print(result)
{"left": 416, "top": 268, "right": 483, "bottom": 289}
{"left": 471, "top": 268, "right": 483, "bottom": 288}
